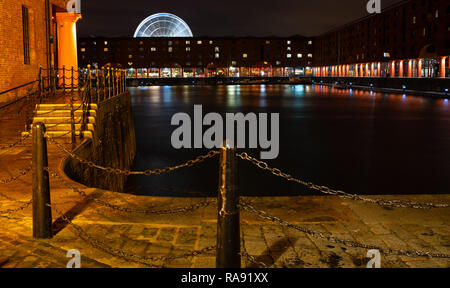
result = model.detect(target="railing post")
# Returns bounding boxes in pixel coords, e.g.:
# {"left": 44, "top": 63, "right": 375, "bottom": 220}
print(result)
{"left": 70, "top": 67, "right": 76, "bottom": 149}
{"left": 38, "top": 67, "right": 43, "bottom": 103}
{"left": 102, "top": 67, "right": 106, "bottom": 101}
{"left": 118, "top": 69, "right": 121, "bottom": 95}
{"left": 113, "top": 68, "right": 117, "bottom": 97}
{"left": 216, "top": 145, "right": 240, "bottom": 268}
{"left": 95, "top": 65, "right": 100, "bottom": 103}
{"left": 62, "top": 66, "right": 66, "bottom": 94}
{"left": 87, "top": 64, "right": 92, "bottom": 103}
{"left": 32, "top": 123, "right": 52, "bottom": 239}
{"left": 107, "top": 67, "right": 111, "bottom": 99}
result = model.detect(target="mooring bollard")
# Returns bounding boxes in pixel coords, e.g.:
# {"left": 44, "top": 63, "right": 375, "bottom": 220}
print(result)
{"left": 32, "top": 123, "right": 52, "bottom": 239}
{"left": 216, "top": 145, "right": 240, "bottom": 268}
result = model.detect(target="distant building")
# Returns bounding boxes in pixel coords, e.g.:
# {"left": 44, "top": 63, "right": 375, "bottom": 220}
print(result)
{"left": 78, "top": 36, "right": 315, "bottom": 78}
{"left": 313, "top": 0, "right": 449, "bottom": 78}
{"left": 0, "top": 0, "right": 82, "bottom": 102}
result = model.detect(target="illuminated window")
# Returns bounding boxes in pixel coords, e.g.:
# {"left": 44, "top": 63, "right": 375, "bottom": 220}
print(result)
{"left": 412, "top": 16, "right": 416, "bottom": 24}
{"left": 151, "top": 47, "right": 156, "bottom": 51}
{"left": 104, "top": 41, "right": 108, "bottom": 45}
{"left": 287, "top": 54, "right": 292, "bottom": 58}
{"left": 197, "top": 40, "right": 202, "bottom": 45}
{"left": 209, "top": 40, "right": 213, "bottom": 44}
{"left": 243, "top": 53, "right": 248, "bottom": 58}
{"left": 168, "top": 41, "right": 173, "bottom": 46}
{"left": 308, "top": 40, "right": 312, "bottom": 45}
{"left": 168, "top": 47, "right": 173, "bottom": 52}
{"left": 186, "top": 40, "right": 190, "bottom": 45}
{"left": 297, "top": 54, "right": 302, "bottom": 58}
{"left": 231, "top": 61, "right": 236, "bottom": 66}
{"left": 383, "top": 52, "right": 391, "bottom": 58}
{"left": 104, "top": 48, "right": 109, "bottom": 52}
{"left": 186, "top": 47, "right": 191, "bottom": 51}
{"left": 422, "top": 28, "right": 426, "bottom": 36}
{"left": 129, "top": 54, "right": 133, "bottom": 59}
{"left": 215, "top": 53, "right": 220, "bottom": 58}
{"left": 276, "top": 61, "right": 281, "bottom": 65}
{"left": 307, "top": 54, "right": 313, "bottom": 58}
{"left": 81, "top": 48, "right": 86, "bottom": 52}
{"left": 287, "top": 47, "right": 291, "bottom": 51}
{"left": 215, "top": 47, "right": 220, "bottom": 52}
{"left": 435, "top": 10, "right": 438, "bottom": 18}
{"left": 287, "top": 40, "right": 291, "bottom": 45}
{"left": 265, "top": 40, "right": 270, "bottom": 44}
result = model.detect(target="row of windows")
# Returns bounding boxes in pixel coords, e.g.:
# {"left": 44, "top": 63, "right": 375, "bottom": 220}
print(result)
{"left": 89, "top": 39, "right": 313, "bottom": 47}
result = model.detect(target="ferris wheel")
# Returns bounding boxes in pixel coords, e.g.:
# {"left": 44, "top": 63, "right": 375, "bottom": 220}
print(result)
{"left": 133, "top": 13, "right": 193, "bottom": 38}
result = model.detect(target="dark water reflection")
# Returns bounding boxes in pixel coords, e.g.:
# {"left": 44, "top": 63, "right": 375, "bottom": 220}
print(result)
{"left": 124, "top": 85, "right": 450, "bottom": 197}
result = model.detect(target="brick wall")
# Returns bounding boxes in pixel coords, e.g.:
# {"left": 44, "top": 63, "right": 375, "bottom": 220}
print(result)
{"left": 0, "top": 0, "right": 68, "bottom": 103}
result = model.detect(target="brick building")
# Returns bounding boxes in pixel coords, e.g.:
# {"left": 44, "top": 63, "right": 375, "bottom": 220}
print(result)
{"left": 78, "top": 36, "right": 315, "bottom": 78}
{"left": 313, "top": 0, "right": 449, "bottom": 78}
{"left": 0, "top": 0, "right": 81, "bottom": 103}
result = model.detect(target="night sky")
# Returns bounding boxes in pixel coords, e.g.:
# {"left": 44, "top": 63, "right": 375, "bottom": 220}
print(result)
{"left": 77, "top": 0, "right": 404, "bottom": 38}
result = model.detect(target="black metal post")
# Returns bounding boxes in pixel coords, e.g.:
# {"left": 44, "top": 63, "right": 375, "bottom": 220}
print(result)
{"left": 32, "top": 123, "right": 52, "bottom": 239}
{"left": 70, "top": 67, "right": 76, "bottom": 148}
{"left": 216, "top": 146, "right": 240, "bottom": 268}
{"left": 62, "top": 66, "right": 66, "bottom": 93}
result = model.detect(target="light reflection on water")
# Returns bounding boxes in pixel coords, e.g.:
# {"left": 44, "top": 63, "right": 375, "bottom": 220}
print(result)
{"left": 126, "top": 84, "right": 450, "bottom": 197}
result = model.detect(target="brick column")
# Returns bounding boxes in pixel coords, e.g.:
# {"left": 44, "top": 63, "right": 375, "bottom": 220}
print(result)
{"left": 417, "top": 59, "right": 422, "bottom": 78}
{"left": 407, "top": 60, "right": 413, "bottom": 78}
{"left": 391, "top": 61, "right": 396, "bottom": 77}
{"left": 440, "top": 57, "right": 447, "bottom": 78}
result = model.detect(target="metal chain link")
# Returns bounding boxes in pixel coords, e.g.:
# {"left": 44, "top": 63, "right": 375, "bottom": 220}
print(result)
{"left": 237, "top": 152, "right": 449, "bottom": 209}
{"left": 240, "top": 202, "right": 450, "bottom": 259}
{"left": 0, "top": 166, "right": 32, "bottom": 185}
{"left": 46, "top": 168, "right": 217, "bottom": 215}
{"left": 0, "top": 199, "right": 32, "bottom": 214}
{"left": 47, "top": 134, "right": 220, "bottom": 176}
{"left": 50, "top": 203, "right": 216, "bottom": 267}
{"left": 0, "top": 134, "right": 30, "bottom": 151}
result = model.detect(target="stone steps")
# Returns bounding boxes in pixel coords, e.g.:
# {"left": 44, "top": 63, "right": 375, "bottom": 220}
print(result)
{"left": 35, "top": 110, "right": 97, "bottom": 117}
{"left": 23, "top": 103, "right": 98, "bottom": 139}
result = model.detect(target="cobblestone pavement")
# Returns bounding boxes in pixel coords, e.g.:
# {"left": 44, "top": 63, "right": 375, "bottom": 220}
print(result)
{"left": 0, "top": 117, "right": 449, "bottom": 268}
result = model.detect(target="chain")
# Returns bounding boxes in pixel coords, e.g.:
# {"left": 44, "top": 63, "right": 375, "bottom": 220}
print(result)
{"left": 240, "top": 250, "right": 271, "bottom": 268}
{"left": 0, "top": 199, "right": 32, "bottom": 214}
{"left": 50, "top": 203, "right": 216, "bottom": 267}
{"left": 240, "top": 202, "right": 450, "bottom": 259}
{"left": 237, "top": 152, "right": 449, "bottom": 209}
{"left": 46, "top": 168, "right": 217, "bottom": 215}
{"left": 0, "top": 166, "right": 32, "bottom": 185}
{"left": 0, "top": 134, "right": 30, "bottom": 151}
{"left": 47, "top": 134, "right": 220, "bottom": 176}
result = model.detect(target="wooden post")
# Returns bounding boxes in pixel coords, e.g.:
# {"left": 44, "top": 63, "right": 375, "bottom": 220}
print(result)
{"left": 216, "top": 145, "right": 240, "bottom": 268}
{"left": 32, "top": 123, "right": 52, "bottom": 239}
